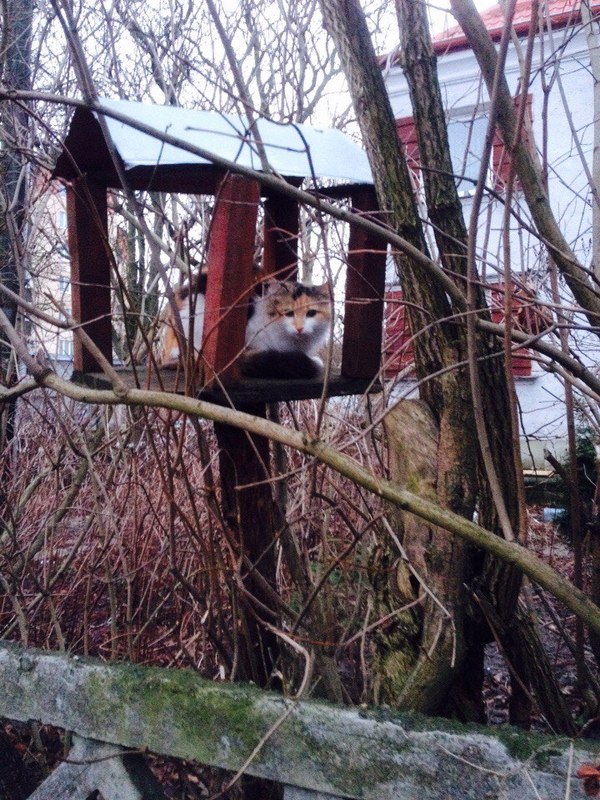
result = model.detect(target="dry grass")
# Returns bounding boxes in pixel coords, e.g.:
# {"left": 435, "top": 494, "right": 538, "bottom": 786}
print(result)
{"left": 0, "top": 391, "right": 382, "bottom": 683}
{"left": 1, "top": 391, "right": 596, "bottom": 797}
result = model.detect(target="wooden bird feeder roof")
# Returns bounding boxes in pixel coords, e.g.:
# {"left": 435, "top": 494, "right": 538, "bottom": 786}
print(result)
{"left": 53, "top": 99, "right": 373, "bottom": 193}
{"left": 53, "top": 100, "right": 386, "bottom": 405}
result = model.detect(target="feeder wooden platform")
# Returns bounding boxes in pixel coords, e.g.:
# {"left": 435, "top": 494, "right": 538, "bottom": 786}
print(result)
{"left": 72, "top": 368, "right": 381, "bottom": 405}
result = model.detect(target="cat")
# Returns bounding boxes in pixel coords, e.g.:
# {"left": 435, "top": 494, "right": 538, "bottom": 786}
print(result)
{"left": 159, "top": 271, "right": 207, "bottom": 367}
{"left": 158, "top": 278, "right": 331, "bottom": 379}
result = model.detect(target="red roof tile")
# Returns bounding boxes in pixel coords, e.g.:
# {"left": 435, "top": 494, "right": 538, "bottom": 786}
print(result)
{"left": 434, "top": 0, "right": 600, "bottom": 54}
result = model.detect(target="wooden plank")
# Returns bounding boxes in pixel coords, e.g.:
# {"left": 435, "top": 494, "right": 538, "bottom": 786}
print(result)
{"left": 27, "top": 760, "right": 96, "bottom": 800}
{"left": 67, "top": 177, "right": 112, "bottom": 372}
{"left": 52, "top": 108, "right": 118, "bottom": 183}
{"left": 123, "top": 163, "right": 225, "bottom": 195}
{"left": 341, "top": 187, "right": 387, "bottom": 380}
{"left": 71, "top": 368, "right": 381, "bottom": 404}
{"left": 199, "top": 376, "right": 380, "bottom": 404}
{"left": 284, "top": 788, "right": 342, "bottom": 800}
{"left": 27, "top": 736, "right": 167, "bottom": 800}
{"left": 201, "top": 174, "right": 260, "bottom": 387}
{"left": 0, "top": 642, "right": 588, "bottom": 800}
{"left": 304, "top": 182, "right": 372, "bottom": 200}
{"left": 262, "top": 195, "right": 300, "bottom": 281}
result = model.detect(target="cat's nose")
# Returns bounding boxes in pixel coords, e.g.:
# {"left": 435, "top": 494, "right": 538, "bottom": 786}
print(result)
{"left": 296, "top": 326, "right": 304, "bottom": 334}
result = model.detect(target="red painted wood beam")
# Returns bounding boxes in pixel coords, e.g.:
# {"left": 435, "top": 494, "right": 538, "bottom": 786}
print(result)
{"left": 67, "top": 178, "right": 113, "bottom": 373}
{"left": 202, "top": 174, "right": 260, "bottom": 388}
{"left": 262, "top": 195, "right": 299, "bottom": 281}
{"left": 342, "top": 187, "right": 386, "bottom": 380}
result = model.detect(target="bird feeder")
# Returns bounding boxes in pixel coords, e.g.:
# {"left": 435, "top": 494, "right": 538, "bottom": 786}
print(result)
{"left": 52, "top": 99, "right": 387, "bottom": 404}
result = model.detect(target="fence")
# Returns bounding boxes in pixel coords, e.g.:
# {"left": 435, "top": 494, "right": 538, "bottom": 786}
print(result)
{"left": 0, "top": 641, "right": 591, "bottom": 799}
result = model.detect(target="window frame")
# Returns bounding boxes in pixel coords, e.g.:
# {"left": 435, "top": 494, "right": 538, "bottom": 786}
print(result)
{"left": 395, "top": 95, "right": 534, "bottom": 195}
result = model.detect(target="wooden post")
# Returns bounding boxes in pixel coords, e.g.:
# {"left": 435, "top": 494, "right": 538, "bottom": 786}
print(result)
{"left": 215, "top": 409, "right": 280, "bottom": 687}
{"left": 26, "top": 736, "right": 167, "bottom": 800}
{"left": 341, "top": 187, "right": 386, "bottom": 380}
{"left": 204, "top": 177, "right": 279, "bottom": 674}
{"left": 202, "top": 174, "right": 280, "bottom": 679}
{"left": 262, "top": 195, "right": 299, "bottom": 281}
{"left": 215, "top": 408, "right": 282, "bottom": 800}
{"left": 204, "top": 175, "right": 283, "bottom": 799}
{"left": 66, "top": 177, "right": 112, "bottom": 373}
{"left": 202, "top": 174, "right": 260, "bottom": 387}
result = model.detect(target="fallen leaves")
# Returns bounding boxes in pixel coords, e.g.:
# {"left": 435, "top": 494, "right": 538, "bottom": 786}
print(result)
{"left": 577, "top": 763, "right": 600, "bottom": 796}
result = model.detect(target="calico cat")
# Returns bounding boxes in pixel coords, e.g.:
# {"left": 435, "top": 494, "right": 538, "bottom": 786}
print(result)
{"left": 158, "top": 278, "right": 331, "bottom": 379}
{"left": 159, "top": 271, "right": 207, "bottom": 367}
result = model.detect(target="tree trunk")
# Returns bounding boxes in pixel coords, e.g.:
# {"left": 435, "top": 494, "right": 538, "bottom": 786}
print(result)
{"left": 0, "top": 0, "right": 33, "bottom": 468}
{"left": 394, "top": 0, "right": 525, "bottom": 717}
{"left": 377, "top": 401, "right": 466, "bottom": 711}
{"left": 319, "top": 0, "right": 495, "bottom": 715}
{"left": 321, "top": 0, "right": 572, "bottom": 730}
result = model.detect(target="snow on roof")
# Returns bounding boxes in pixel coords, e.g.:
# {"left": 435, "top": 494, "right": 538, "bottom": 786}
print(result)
{"left": 96, "top": 99, "right": 373, "bottom": 184}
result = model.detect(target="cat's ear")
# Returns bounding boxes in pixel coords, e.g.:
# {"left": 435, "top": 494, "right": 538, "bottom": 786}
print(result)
{"left": 173, "top": 284, "right": 186, "bottom": 303}
{"left": 191, "top": 269, "right": 208, "bottom": 294}
{"left": 265, "top": 280, "right": 285, "bottom": 295}
{"left": 312, "top": 283, "right": 331, "bottom": 296}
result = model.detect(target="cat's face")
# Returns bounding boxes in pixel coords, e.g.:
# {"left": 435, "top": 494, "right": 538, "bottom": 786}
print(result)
{"left": 264, "top": 282, "right": 331, "bottom": 343}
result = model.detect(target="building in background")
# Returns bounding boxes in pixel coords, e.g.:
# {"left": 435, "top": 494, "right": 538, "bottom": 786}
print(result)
{"left": 382, "top": 0, "right": 599, "bottom": 468}
{"left": 28, "top": 180, "right": 73, "bottom": 375}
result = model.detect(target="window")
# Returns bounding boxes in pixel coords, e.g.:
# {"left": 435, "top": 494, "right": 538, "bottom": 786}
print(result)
{"left": 397, "top": 111, "right": 489, "bottom": 195}
{"left": 57, "top": 336, "right": 73, "bottom": 359}
{"left": 447, "top": 114, "right": 488, "bottom": 195}
{"left": 383, "top": 290, "right": 414, "bottom": 378}
{"left": 488, "top": 280, "right": 549, "bottom": 378}
{"left": 58, "top": 275, "right": 70, "bottom": 292}
{"left": 395, "top": 96, "right": 533, "bottom": 194}
{"left": 383, "top": 282, "right": 548, "bottom": 381}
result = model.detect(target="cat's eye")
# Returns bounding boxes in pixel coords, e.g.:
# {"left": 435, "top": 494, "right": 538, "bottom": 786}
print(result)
{"left": 285, "top": 310, "right": 294, "bottom": 317}
{"left": 306, "top": 309, "right": 317, "bottom": 317}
